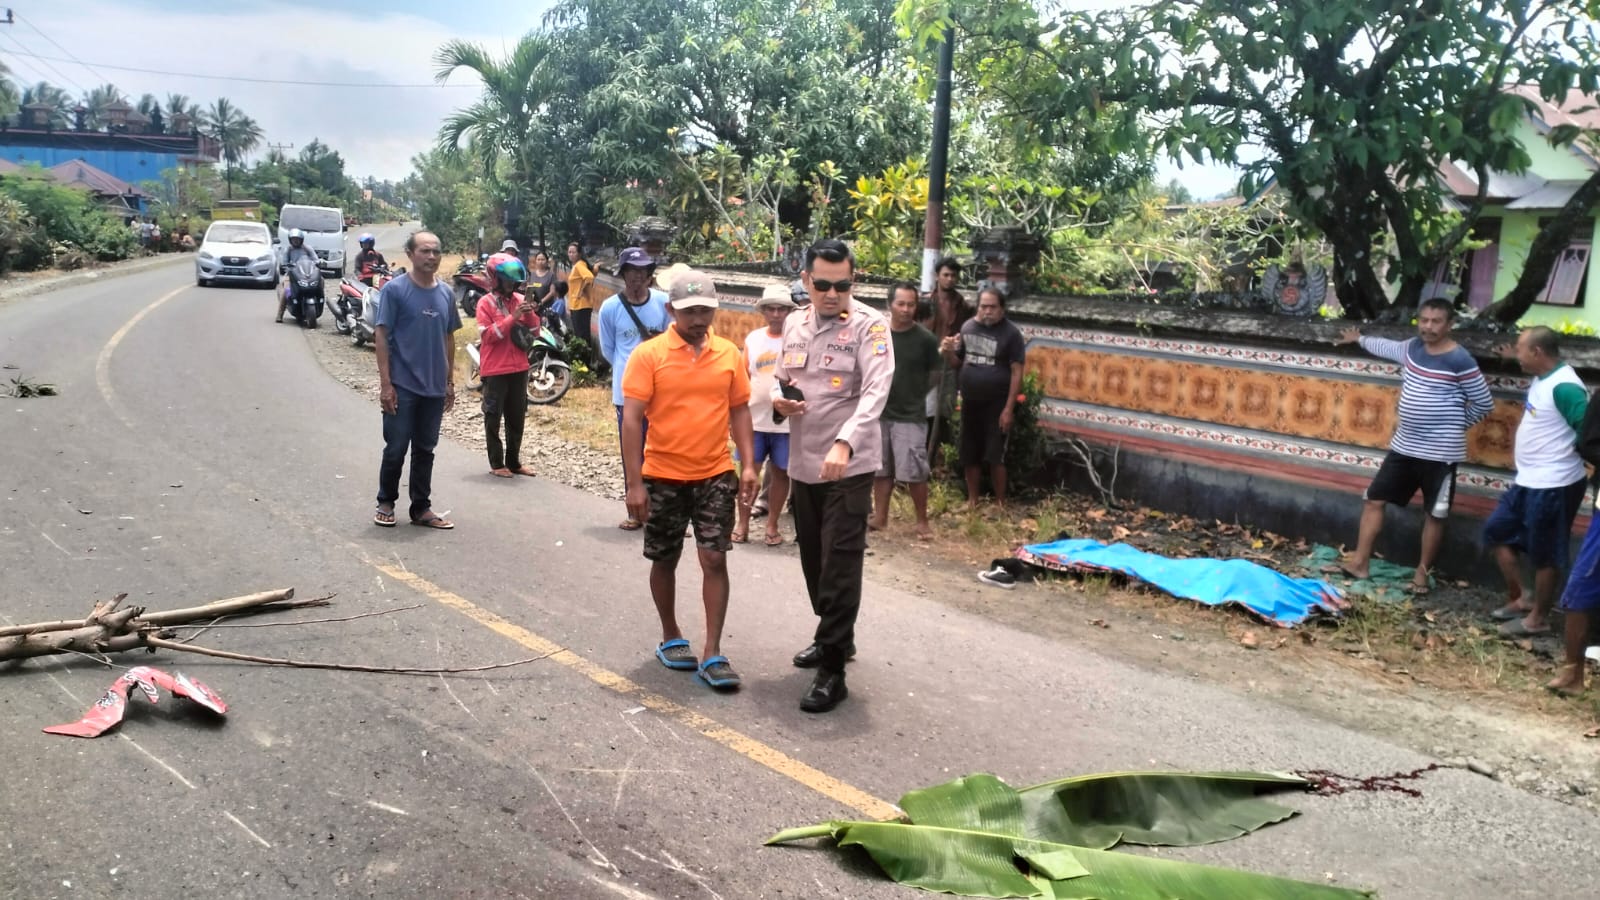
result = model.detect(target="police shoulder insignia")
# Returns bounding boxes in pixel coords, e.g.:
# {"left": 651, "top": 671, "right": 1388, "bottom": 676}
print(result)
{"left": 867, "top": 321, "right": 888, "bottom": 336}
{"left": 871, "top": 340, "right": 888, "bottom": 356}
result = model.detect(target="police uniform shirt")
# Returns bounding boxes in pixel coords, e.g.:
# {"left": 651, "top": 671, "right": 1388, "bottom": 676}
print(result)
{"left": 771, "top": 298, "right": 895, "bottom": 484}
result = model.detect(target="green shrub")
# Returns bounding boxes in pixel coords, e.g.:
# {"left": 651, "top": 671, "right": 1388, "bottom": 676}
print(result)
{"left": 0, "top": 173, "right": 140, "bottom": 270}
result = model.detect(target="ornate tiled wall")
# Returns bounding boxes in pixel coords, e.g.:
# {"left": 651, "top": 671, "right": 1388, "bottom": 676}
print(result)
{"left": 1017, "top": 326, "right": 1527, "bottom": 498}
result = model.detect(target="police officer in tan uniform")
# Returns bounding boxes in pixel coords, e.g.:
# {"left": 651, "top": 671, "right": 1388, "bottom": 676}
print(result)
{"left": 771, "top": 238, "right": 895, "bottom": 713}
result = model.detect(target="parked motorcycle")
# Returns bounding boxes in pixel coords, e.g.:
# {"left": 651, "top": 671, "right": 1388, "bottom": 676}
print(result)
{"left": 345, "top": 264, "right": 406, "bottom": 348}
{"left": 454, "top": 255, "right": 491, "bottom": 320}
{"left": 465, "top": 298, "right": 573, "bottom": 405}
{"left": 332, "top": 279, "right": 363, "bottom": 336}
{"left": 285, "top": 255, "right": 325, "bottom": 328}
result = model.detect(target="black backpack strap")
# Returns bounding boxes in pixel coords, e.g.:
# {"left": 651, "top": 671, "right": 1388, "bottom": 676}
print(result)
{"left": 620, "top": 296, "right": 661, "bottom": 338}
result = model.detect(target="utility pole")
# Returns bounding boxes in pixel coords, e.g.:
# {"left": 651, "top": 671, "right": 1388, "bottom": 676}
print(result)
{"left": 920, "top": 24, "right": 955, "bottom": 294}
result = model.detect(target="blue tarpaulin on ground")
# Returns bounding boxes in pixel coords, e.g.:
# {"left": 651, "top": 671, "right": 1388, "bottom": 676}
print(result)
{"left": 1017, "top": 539, "right": 1344, "bottom": 627}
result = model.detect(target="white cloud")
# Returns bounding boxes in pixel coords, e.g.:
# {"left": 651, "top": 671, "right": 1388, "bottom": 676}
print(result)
{"left": 14, "top": 2, "right": 540, "bottom": 182}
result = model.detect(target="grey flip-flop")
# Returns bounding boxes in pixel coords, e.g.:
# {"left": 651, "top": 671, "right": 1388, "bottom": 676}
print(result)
{"left": 1497, "top": 618, "right": 1551, "bottom": 638}
{"left": 1490, "top": 605, "right": 1529, "bottom": 622}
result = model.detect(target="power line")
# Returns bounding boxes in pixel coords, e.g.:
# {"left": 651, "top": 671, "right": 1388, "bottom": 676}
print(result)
{"left": 18, "top": 12, "right": 114, "bottom": 86}
{"left": 2, "top": 31, "right": 89, "bottom": 93}
{"left": 0, "top": 47, "right": 476, "bottom": 89}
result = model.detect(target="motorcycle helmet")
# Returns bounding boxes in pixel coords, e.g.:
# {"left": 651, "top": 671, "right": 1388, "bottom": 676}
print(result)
{"left": 358, "top": 233, "right": 375, "bottom": 247}
{"left": 487, "top": 252, "right": 527, "bottom": 292}
{"left": 288, "top": 228, "right": 304, "bottom": 244}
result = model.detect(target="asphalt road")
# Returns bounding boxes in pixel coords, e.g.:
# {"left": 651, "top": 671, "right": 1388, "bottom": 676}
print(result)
{"left": 1, "top": 225, "right": 1593, "bottom": 899}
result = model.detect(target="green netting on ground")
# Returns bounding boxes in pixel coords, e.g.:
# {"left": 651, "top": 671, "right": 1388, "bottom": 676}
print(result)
{"left": 1300, "top": 544, "right": 1432, "bottom": 603}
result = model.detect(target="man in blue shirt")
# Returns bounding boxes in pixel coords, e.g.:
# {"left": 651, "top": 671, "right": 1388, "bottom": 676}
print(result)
{"left": 374, "top": 231, "right": 462, "bottom": 530}
{"left": 598, "top": 247, "right": 670, "bottom": 530}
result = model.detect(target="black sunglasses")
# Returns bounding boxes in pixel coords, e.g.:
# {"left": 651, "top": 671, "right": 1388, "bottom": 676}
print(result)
{"left": 810, "top": 278, "right": 853, "bottom": 294}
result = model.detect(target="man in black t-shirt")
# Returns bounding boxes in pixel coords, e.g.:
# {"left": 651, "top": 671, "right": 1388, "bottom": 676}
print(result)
{"left": 944, "top": 286, "right": 1026, "bottom": 510}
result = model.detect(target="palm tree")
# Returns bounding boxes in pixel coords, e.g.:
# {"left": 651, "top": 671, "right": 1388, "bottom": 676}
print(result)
{"left": 164, "top": 93, "right": 193, "bottom": 121}
{"left": 18, "top": 81, "right": 72, "bottom": 128}
{"left": 81, "top": 83, "right": 125, "bottom": 131}
{"left": 434, "top": 35, "right": 562, "bottom": 240}
{"left": 200, "top": 98, "right": 263, "bottom": 198}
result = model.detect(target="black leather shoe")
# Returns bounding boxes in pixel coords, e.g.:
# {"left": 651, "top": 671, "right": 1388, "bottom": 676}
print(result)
{"left": 800, "top": 670, "right": 848, "bottom": 713}
{"left": 792, "top": 642, "right": 856, "bottom": 669}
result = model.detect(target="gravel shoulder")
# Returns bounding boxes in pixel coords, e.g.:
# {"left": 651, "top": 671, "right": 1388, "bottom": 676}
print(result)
{"left": 302, "top": 321, "right": 1600, "bottom": 813}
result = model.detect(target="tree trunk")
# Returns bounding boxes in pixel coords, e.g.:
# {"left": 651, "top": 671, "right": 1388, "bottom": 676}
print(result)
{"left": 1484, "top": 170, "right": 1600, "bottom": 325}
{"left": 1329, "top": 237, "right": 1391, "bottom": 319}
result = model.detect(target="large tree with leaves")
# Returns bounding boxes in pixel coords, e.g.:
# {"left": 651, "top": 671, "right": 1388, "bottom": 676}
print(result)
{"left": 435, "top": 0, "right": 930, "bottom": 246}
{"left": 901, "top": 0, "right": 1600, "bottom": 322}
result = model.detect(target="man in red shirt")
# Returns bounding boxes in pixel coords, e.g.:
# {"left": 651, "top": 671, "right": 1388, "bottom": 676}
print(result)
{"left": 621, "top": 270, "right": 759, "bottom": 690}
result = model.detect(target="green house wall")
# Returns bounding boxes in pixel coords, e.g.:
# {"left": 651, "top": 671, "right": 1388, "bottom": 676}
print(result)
{"left": 1489, "top": 119, "right": 1599, "bottom": 329}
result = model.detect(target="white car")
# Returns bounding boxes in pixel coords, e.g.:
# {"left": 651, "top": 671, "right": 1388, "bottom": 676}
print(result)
{"left": 196, "top": 221, "right": 278, "bottom": 288}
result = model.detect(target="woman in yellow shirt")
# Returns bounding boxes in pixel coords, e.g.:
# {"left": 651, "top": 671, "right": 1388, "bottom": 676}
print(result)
{"left": 565, "top": 242, "right": 598, "bottom": 369}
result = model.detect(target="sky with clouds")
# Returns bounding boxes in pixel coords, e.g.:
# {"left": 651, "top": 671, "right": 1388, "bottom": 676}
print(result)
{"left": 9, "top": 0, "right": 1242, "bottom": 196}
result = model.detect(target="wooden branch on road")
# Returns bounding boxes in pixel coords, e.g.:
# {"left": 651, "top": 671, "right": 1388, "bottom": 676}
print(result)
{"left": 0, "top": 591, "right": 555, "bottom": 677}
{"left": 0, "top": 589, "right": 311, "bottom": 660}
{"left": 142, "top": 636, "right": 558, "bottom": 675}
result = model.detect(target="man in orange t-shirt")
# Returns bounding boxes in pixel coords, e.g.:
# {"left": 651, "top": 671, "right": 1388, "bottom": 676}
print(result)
{"left": 621, "top": 270, "right": 759, "bottom": 691}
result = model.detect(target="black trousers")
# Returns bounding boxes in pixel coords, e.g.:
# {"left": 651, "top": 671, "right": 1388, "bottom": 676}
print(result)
{"left": 572, "top": 308, "right": 595, "bottom": 365}
{"left": 481, "top": 371, "right": 529, "bottom": 469}
{"left": 790, "top": 472, "right": 873, "bottom": 672}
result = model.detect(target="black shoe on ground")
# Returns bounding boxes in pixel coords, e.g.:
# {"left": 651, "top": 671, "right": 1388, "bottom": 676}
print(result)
{"left": 977, "top": 566, "right": 1017, "bottom": 589}
{"left": 800, "top": 670, "right": 848, "bottom": 713}
{"left": 792, "top": 642, "right": 856, "bottom": 669}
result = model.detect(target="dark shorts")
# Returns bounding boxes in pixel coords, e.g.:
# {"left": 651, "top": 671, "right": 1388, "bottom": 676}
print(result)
{"left": 1562, "top": 515, "right": 1600, "bottom": 612}
{"left": 1481, "top": 480, "right": 1587, "bottom": 569}
{"left": 1365, "top": 452, "right": 1457, "bottom": 518}
{"left": 959, "top": 392, "right": 1009, "bottom": 468}
{"left": 642, "top": 470, "right": 738, "bottom": 562}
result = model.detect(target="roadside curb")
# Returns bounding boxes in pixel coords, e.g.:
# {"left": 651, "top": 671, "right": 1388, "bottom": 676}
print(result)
{"left": 0, "top": 254, "right": 192, "bottom": 306}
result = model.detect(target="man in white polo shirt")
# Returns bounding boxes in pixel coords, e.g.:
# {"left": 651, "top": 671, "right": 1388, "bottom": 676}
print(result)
{"left": 1487, "top": 326, "right": 1589, "bottom": 638}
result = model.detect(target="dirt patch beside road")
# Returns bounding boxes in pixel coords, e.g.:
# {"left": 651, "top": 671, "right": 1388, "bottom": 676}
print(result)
{"left": 303, "top": 324, "right": 1600, "bottom": 811}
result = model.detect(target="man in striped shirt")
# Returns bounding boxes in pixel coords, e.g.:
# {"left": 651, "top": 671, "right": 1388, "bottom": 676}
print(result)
{"left": 1331, "top": 298, "right": 1495, "bottom": 594}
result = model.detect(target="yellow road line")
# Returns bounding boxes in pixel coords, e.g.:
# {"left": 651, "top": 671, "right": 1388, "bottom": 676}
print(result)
{"left": 376, "top": 563, "right": 901, "bottom": 821}
{"left": 91, "top": 281, "right": 900, "bottom": 822}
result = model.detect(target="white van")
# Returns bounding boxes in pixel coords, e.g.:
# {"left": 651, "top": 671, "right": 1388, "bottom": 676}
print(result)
{"left": 278, "top": 204, "right": 347, "bottom": 277}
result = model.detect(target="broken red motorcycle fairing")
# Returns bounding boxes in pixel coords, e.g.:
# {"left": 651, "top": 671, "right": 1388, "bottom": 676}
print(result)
{"left": 43, "top": 666, "right": 228, "bottom": 738}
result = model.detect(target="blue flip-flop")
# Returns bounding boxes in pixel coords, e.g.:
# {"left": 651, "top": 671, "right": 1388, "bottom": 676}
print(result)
{"left": 696, "top": 655, "right": 742, "bottom": 691}
{"left": 655, "top": 638, "right": 697, "bottom": 671}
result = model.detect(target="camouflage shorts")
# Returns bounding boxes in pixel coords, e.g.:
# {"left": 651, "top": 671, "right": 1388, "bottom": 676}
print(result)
{"left": 642, "top": 470, "right": 739, "bottom": 562}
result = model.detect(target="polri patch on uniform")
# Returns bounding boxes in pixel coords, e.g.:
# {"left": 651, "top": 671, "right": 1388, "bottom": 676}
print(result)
{"left": 867, "top": 322, "right": 887, "bottom": 336}
{"left": 872, "top": 340, "right": 888, "bottom": 356}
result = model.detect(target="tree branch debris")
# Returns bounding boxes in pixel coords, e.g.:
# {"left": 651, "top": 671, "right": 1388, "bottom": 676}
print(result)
{"left": 1, "top": 590, "right": 556, "bottom": 676}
